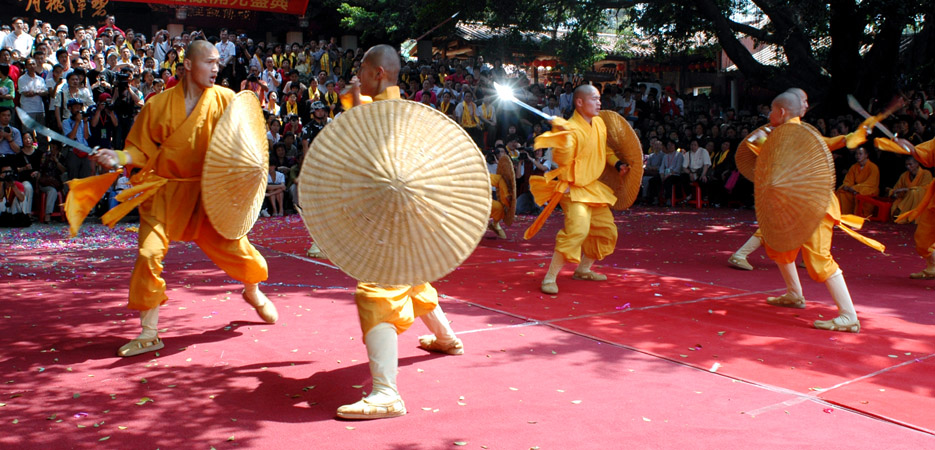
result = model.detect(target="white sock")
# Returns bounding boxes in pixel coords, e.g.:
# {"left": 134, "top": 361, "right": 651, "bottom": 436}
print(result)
{"left": 776, "top": 262, "right": 803, "bottom": 297}
{"left": 243, "top": 283, "right": 267, "bottom": 307}
{"left": 137, "top": 307, "right": 159, "bottom": 340}
{"left": 926, "top": 253, "right": 935, "bottom": 271}
{"left": 543, "top": 252, "right": 565, "bottom": 284}
{"left": 576, "top": 255, "right": 596, "bottom": 274}
{"left": 825, "top": 270, "right": 857, "bottom": 322}
{"left": 734, "top": 234, "right": 762, "bottom": 259}
{"left": 364, "top": 323, "right": 400, "bottom": 403}
{"left": 420, "top": 306, "right": 458, "bottom": 345}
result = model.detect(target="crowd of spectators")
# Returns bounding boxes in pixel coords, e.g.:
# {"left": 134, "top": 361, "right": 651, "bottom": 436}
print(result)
{"left": 0, "top": 14, "right": 932, "bottom": 226}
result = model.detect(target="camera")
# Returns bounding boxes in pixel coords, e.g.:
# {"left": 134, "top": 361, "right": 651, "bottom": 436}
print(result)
{"left": 1, "top": 126, "right": 10, "bottom": 134}
{"left": 1, "top": 170, "right": 14, "bottom": 182}
{"left": 115, "top": 72, "right": 130, "bottom": 88}
{"left": 247, "top": 74, "right": 258, "bottom": 83}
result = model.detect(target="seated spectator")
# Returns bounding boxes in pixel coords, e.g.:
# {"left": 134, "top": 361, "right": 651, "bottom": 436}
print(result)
{"left": 888, "top": 156, "right": 933, "bottom": 222}
{"left": 12, "top": 132, "right": 40, "bottom": 218}
{"left": 267, "top": 118, "right": 282, "bottom": 149}
{"left": 0, "top": 106, "right": 22, "bottom": 162}
{"left": 455, "top": 90, "right": 483, "bottom": 148}
{"left": 659, "top": 139, "right": 683, "bottom": 204}
{"left": 266, "top": 91, "right": 281, "bottom": 117}
{"left": 264, "top": 163, "right": 286, "bottom": 217}
{"left": 836, "top": 146, "right": 879, "bottom": 215}
{"left": 641, "top": 138, "right": 664, "bottom": 204}
{"left": 678, "top": 138, "right": 711, "bottom": 202}
{"left": 37, "top": 141, "right": 67, "bottom": 223}
{"left": 270, "top": 142, "right": 295, "bottom": 176}
{"left": 478, "top": 95, "right": 497, "bottom": 149}
{"left": 437, "top": 91, "right": 455, "bottom": 119}
{"left": 0, "top": 163, "right": 28, "bottom": 225}
{"left": 705, "top": 139, "right": 737, "bottom": 207}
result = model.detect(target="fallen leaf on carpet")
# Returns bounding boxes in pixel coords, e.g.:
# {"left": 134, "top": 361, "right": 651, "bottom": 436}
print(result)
{"left": 454, "top": 442, "right": 467, "bottom": 446}
{"left": 135, "top": 397, "right": 153, "bottom": 406}
{"left": 642, "top": 417, "right": 651, "bottom": 422}
{"left": 118, "top": 426, "right": 127, "bottom": 430}
{"left": 571, "top": 400, "right": 582, "bottom": 404}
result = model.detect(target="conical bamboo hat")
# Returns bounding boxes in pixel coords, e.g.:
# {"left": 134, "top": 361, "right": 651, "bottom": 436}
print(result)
{"left": 736, "top": 125, "right": 771, "bottom": 182}
{"left": 202, "top": 91, "right": 269, "bottom": 239}
{"left": 598, "top": 110, "right": 644, "bottom": 210}
{"left": 754, "top": 122, "right": 834, "bottom": 252}
{"left": 298, "top": 100, "right": 491, "bottom": 285}
{"left": 496, "top": 155, "right": 517, "bottom": 226}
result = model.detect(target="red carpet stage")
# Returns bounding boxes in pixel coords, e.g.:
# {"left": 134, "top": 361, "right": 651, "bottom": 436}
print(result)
{"left": 1, "top": 208, "right": 933, "bottom": 448}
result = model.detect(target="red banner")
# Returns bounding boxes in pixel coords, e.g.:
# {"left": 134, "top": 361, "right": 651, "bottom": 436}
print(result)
{"left": 113, "top": 0, "right": 309, "bottom": 15}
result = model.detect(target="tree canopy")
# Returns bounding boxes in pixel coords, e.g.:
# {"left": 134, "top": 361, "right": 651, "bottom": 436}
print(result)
{"left": 331, "top": 0, "right": 935, "bottom": 109}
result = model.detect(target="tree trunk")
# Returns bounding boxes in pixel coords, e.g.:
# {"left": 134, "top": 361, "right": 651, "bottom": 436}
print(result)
{"left": 856, "top": 14, "right": 907, "bottom": 106}
{"left": 827, "top": 0, "right": 863, "bottom": 112}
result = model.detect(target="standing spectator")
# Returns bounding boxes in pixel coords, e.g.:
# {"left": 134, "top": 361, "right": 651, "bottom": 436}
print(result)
{"left": 260, "top": 57, "right": 282, "bottom": 93}
{"left": 215, "top": 29, "right": 235, "bottom": 85}
{"left": 542, "top": 95, "right": 561, "bottom": 118}
{"left": 62, "top": 99, "right": 92, "bottom": 180}
{"left": 17, "top": 58, "right": 48, "bottom": 133}
{"left": 37, "top": 141, "right": 66, "bottom": 223}
{"left": 478, "top": 95, "right": 497, "bottom": 149}
{"left": 2, "top": 18, "right": 34, "bottom": 59}
{"left": 0, "top": 64, "right": 15, "bottom": 109}
{"left": 89, "top": 93, "right": 118, "bottom": 150}
{"left": 53, "top": 68, "right": 93, "bottom": 132}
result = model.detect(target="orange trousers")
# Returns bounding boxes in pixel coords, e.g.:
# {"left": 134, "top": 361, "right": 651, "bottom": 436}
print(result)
{"left": 129, "top": 212, "right": 269, "bottom": 310}
{"left": 915, "top": 206, "right": 935, "bottom": 258}
{"left": 354, "top": 282, "right": 438, "bottom": 339}
{"left": 554, "top": 197, "right": 618, "bottom": 264}
{"left": 764, "top": 215, "right": 839, "bottom": 282}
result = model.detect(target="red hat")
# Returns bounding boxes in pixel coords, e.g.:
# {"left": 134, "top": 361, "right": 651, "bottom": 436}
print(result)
{"left": 97, "top": 92, "right": 112, "bottom": 102}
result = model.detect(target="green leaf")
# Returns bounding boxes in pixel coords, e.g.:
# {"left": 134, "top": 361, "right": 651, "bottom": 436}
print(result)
{"left": 99, "top": 436, "right": 110, "bottom": 441}
{"left": 135, "top": 397, "right": 153, "bottom": 406}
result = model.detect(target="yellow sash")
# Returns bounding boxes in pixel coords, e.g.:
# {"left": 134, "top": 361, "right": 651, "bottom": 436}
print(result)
{"left": 461, "top": 102, "right": 478, "bottom": 128}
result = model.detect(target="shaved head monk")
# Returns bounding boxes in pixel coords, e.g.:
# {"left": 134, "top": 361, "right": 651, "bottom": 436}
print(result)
{"left": 334, "top": 44, "right": 465, "bottom": 421}
{"left": 528, "top": 83, "right": 629, "bottom": 294}
{"left": 89, "top": 38, "right": 278, "bottom": 357}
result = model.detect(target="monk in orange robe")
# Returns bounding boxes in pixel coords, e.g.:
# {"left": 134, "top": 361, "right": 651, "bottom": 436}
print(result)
{"left": 489, "top": 172, "right": 511, "bottom": 239}
{"left": 729, "top": 87, "right": 850, "bottom": 271}
{"left": 836, "top": 146, "right": 880, "bottom": 215}
{"left": 885, "top": 138, "right": 935, "bottom": 279}
{"left": 334, "top": 45, "right": 463, "bottom": 420}
{"left": 90, "top": 41, "right": 277, "bottom": 357}
{"left": 530, "top": 85, "right": 629, "bottom": 295}
{"left": 757, "top": 93, "right": 883, "bottom": 333}
{"left": 888, "top": 156, "right": 932, "bottom": 222}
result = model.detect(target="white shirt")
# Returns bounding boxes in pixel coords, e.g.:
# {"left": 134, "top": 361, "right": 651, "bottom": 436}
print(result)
{"left": 2, "top": 32, "right": 34, "bottom": 57}
{"left": 260, "top": 69, "right": 281, "bottom": 89}
{"left": 215, "top": 40, "right": 235, "bottom": 66}
{"left": 542, "top": 105, "right": 561, "bottom": 117}
{"left": 682, "top": 148, "right": 711, "bottom": 171}
{"left": 268, "top": 171, "right": 285, "bottom": 185}
{"left": 17, "top": 73, "right": 46, "bottom": 113}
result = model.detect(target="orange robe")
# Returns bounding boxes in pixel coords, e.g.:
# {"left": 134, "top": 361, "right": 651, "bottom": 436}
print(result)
{"left": 889, "top": 169, "right": 933, "bottom": 222}
{"left": 490, "top": 173, "right": 510, "bottom": 223}
{"left": 530, "top": 111, "right": 620, "bottom": 263}
{"left": 351, "top": 86, "right": 440, "bottom": 337}
{"left": 898, "top": 140, "right": 935, "bottom": 258}
{"left": 757, "top": 123, "right": 884, "bottom": 282}
{"left": 836, "top": 161, "right": 880, "bottom": 216}
{"left": 109, "top": 83, "right": 267, "bottom": 310}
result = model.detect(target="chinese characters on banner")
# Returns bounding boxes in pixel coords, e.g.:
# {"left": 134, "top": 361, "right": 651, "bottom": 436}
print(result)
{"left": 21, "top": 0, "right": 109, "bottom": 17}
{"left": 113, "top": 0, "right": 309, "bottom": 15}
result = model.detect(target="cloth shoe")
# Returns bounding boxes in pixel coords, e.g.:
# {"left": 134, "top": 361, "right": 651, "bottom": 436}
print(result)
{"left": 727, "top": 254, "right": 753, "bottom": 271}
{"left": 814, "top": 316, "right": 861, "bottom": 333}
{"left": 572, "top": 271, "right": 607, "bottom": 281}
{"left": 243, "top": 286, "right": 278, "bottom": 323}
{"left": 336, "top": 396, "right": 406, "bottom": 420}
{"left": 766, "top": 292, "right": 806, "bottom": 309}
{"left": 909, "top": 268, "right": 935, "bottom": 279}
{"left": 418, "top": 335, "right": 464, "bottom": 355}
{"left": 337, "top": 323, "right": 404, "bottom": 420}
{"left": 541, "top": 280, "right": 559, "bottom": 294}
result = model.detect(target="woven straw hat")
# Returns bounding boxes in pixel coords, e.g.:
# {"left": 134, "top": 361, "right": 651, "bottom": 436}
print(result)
{"left": 736, "top": 125, "right": 771, "bottom": 182}
{"left": 202, "top": 91, "right": 269, "bottom": 239}
{"left": 754, "top": 122, "right": 834, "bottom": 252}
{"left": 298, "top": 99, "right": 491, "bottom": 285}
{"left": 598, "top": 110, "right": 644, "bottom": 210}
{"left": 496, "top": 154, "right": 517, "bottom": 226}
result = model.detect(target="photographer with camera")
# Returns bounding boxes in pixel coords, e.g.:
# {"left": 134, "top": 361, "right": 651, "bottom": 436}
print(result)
{"left": 12, "top": 132, "right": 41, "bottom": 218}
{"left": 63, "top": 98, "right": 92, "bottom": 180}
{"left": 54, "top": 68, "right": 93, "bottom": 132}
{"left": 0, "top": 162, "right": 30, "bottom": 227}
{"left": 0, "top": 106, "right": 22, "bottom": 161}
{"left": 89, "top": 92, "right": 118, "bottom": 150}
{"left": 112, "top": 70, "right": 140, "bottom": 149}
